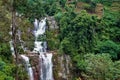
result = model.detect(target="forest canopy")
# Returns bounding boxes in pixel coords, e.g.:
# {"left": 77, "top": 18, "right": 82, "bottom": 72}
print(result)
{"left": 0, "top": 0, "right": 120, "bottom": 80}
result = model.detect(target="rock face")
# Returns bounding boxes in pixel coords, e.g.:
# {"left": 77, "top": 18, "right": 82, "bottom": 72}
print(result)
{"left": 95, "top": 3, "right": 104, "bottom": 18}
{"left": 46, "top": 16, "right": 59, "bottom": 30}
{"left": 19, "top": 52, "right": 73, "bottom": 80}
{"left": 29, "top": 55, "right": 40, "bottom": 80}
{"left": 53, "top": 54, "right": 73, "bottom": 80}
{"left": 19, "top": 54, "right": 40, "bottom": 80}
{"left": 19, "top": 52, "right": 54, "bottom": 80}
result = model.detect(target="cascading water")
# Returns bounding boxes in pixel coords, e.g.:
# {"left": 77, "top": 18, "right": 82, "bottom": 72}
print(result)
{"left": 9, "top": 17, "right": 53, "bottom": 80}
{"left": 9, "top": 25, "right": 15, "bottom": 57}
{"left": 33, "top": 18, "right": 53, "bottom": 80}
{"left": 9, "top": 25, "right": 34, "bottom": 80}
{"left": 9, "top": 40, "right": 15, "bottom": 57}
{"left": 17, "top": 30, "right": 34, "bottom": 80}
{"left": 17, "top": 30, "right": 26, "bottom": 51}
{"left": 21, "top": 55, "right": 34, "bottom": 80}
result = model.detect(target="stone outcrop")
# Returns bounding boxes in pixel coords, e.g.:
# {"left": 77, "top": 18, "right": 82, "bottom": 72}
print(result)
{"left": 53, "top": 54, "right": 73, "bottom": 80}
{"left": 19, "top": 52, "right": 54, "bottom": 80}
{"left": 19, "top": 53, "right": 40, "bottom": 80}
{"left": 46, "top": 16, "right": 59, "bottom": 30}
{"left": 29, "top": 55, "right": 40, "bottom": 80}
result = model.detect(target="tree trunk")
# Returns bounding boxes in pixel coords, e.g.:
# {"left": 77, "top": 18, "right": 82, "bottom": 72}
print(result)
{"left": 12, "top": 0, "right": 18, "bottom": 80}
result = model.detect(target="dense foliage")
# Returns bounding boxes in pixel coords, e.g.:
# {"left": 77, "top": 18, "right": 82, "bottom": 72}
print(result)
{"left": 0, "top": 58, "right": 15, "bottom": 80}
{"left": 0, "top": 0, "right": 120, "bottom": 80}
{"left": 55, "top": 0, "right": 120, "bottom": 79}
{"left": 82, "top": 54, "right": 120, "bottom": 80}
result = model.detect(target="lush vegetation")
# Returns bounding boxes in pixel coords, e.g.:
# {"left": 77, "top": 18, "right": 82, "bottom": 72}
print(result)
{"left": 0, "top": 0, "right": 120, "bottom": 80}
{"left": 56, "top": 1, "right": 120, "bottom": 79}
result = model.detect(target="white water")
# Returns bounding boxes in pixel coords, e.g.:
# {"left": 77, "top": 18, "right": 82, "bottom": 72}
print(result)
{"left": 9, "top": 24, "right": 15, "bottom": 57}
{"left": 9, "top": 40, "right": 15, "bottom": 57}
{"left": 9, "top": 18, "right": 53, "bottom": 80}
{"left": 9, "top": 25, "right": 34, "bottom": 80}
{"left": 33, "top": 18, "right": 53, "bottom": 80}
{"left": 17, "top": 30, "right": 27, "bottom": 51}
{"left": 21, "top": 55, "right": 34, "bottom": 80}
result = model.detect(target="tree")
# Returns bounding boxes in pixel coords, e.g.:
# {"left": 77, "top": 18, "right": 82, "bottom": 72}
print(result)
{"left": 81, "top": 54, "right": 120, "bottom": 80}
{"left": 11, "top": 0, "right": 19, "bottom": 79}
{"left": 96, "top": 40, "right": 120, "bottom": 60}
{"left": 59, "top": 0, "right": 67, "bottom": 7}
{"left": 13, "top": 0, "right": 45, "bottom": 21}
{"left": 0, "top": 58, "right": 15, "bottom": 80}
{"left": 59, "top": 10, "right": 98, "bottom": 54}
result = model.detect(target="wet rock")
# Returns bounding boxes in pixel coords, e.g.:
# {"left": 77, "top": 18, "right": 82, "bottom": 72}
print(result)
{"left": 19, "top": 54, "right": 40, "bottom": 80}
{"left": 29, "top": 55, "right": 40, "bottom": 80}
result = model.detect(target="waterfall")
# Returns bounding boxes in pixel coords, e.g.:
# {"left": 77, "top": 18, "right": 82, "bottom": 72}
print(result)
{"left": 33, "top": 18, "right": 53, "bottom": 80}
{"left": 9, "top": 40, "right": 15, "bottom": 57}
{"left": 9, "top": 18, "right": 53, "bottom": 80}
{"left": 21, "top": 55, "right": 34, "bottom": 80}
{"left": 9, "top": 25, "right": 34, "bottom": 80}
{"left": 17, "top": 30, "right": 27, "bottom": 51}
{"left": 9, "top": 24, "right": 15, "bottom": 57}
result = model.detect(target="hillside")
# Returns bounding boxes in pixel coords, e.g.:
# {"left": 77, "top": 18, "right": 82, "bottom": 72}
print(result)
{"left": 0, "top": 0, "right": 120, "bottom": 80}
